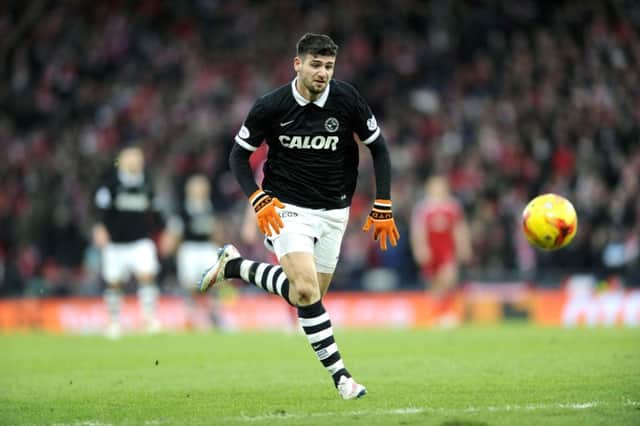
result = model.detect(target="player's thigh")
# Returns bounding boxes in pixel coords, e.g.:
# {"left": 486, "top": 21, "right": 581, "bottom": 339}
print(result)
{"left": 432, "top": 262, "right": 458, "bottom": 290}
{"left": 272, "top": 232, "right": 320, "bottom": 305}
{"left": 313, "top": 207, "right": 349, "bottom": 275}
{"left": 278, "top": 250, "right": 318, "bottom": 288}
{"left": 271, "top": 223, "right": 317, "bottom": 283}
{"left": 129, "top": 239, "right": 159, "bottom": 283}
{"left": 102, "top": 244, "right": 129, "bottom": 285}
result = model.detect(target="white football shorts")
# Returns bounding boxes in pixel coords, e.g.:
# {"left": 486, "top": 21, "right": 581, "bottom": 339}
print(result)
{"left": 101, "top": 238, "right": 159, "bottom": 284}
{"left": 177, "top": 240, "right": 220, "bottom": 290}
{"left": 265, "top": 203, "right": 350, "bottom": 274}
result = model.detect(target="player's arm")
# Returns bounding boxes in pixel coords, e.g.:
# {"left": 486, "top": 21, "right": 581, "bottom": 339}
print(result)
{"left": 149, "top": 182, "right": 168, "bottom": 233}
{"left": 241, "top": 202, "right": 260, "bottom": 244}
{"left": 454, "top": 216, "right": 472, "bottom": 265}
{"left": 361, "top": 135, "right": 400, "bottom": 251}
{"left": 92, "top": 223, "right": 110, "bottom": 248}
{"left": 410, "top": 206, "right": 430, "bottom": 265}
{"left": 211, "top": 218, "right": 225, "bottom": 246}
{"left": 229, "top": 98, "right": 284, "bottom": 237}
{"left": 352, "top": 88, "right": 400, "bottom": 251}
{"left": 159, "top": 215, "right": 183, "bottom": 257}
{"left": 92, "top": 185, "right": 112, "bottom": 248}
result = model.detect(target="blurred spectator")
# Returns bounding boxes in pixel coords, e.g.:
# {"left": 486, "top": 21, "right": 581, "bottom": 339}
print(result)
{"left": 1, "top": 0, "right": 639, "bottom": 295}
{"left": 160, "top": 174, "right": 225, "bottom": 328}
{"left": 411, "top": 175, "right": 472, "bottom": 325}
{"left": 92, "top": 146, "right": 163, "bottom": 338}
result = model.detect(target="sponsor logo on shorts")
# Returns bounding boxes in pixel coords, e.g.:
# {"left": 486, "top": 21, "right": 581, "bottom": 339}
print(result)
{"left": 279, "top": 211, "right": 299, "bottom": 218}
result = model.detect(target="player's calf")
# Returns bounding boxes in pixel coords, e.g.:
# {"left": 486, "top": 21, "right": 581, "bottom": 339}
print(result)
{"left": 297, "top": 300, "right": 363, "bottom": 396}
{"left": 202, "top": 244, "right": 293, "bottom": 305}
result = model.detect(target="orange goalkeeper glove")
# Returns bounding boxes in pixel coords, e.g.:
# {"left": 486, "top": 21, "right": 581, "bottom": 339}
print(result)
{"left": 250, "top": 189, "right": 285, "bottom": 236}
{"left": 362, "top": 199, "right": 400, "bottom": 251}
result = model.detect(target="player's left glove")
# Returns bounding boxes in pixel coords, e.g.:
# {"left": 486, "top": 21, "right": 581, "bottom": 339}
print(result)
{"left": 250, "top": 189, "right": 285, "bottom": 237}
{"left": 362, "top": 199, "right": 400, "bottom": 251}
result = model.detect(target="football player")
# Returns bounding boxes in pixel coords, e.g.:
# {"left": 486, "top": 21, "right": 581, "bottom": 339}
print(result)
{"left": 161, "top": 174, "right": 223, "bottom": 329}
{"left": 93, "top": 146, "right": 163, "bottom": 338}
{"left": 410, "top": 175, "right": 472, "bottom": 327}
{"left": 200, "top": 33, "right": 399, "bottom": 399}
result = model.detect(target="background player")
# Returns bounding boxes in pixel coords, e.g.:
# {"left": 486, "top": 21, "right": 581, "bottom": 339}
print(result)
{"left": 93, "top": 146, "right": 163, "bottom": 338}
{"left": 410, "top": 175, "right": 472, "bottom": 326}
{"left": 200, "top": 33, "right": 399, "bottom": 399}
{"left": 161, "top": 174, "right": 224, "bottom": 329}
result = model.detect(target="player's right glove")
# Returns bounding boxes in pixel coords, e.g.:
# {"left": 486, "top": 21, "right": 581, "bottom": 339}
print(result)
{"left": 362, "top": 199, "right": 400, "bottom": 251}
{"left": 250, "top": 189, "right": 285, "bottom": 237}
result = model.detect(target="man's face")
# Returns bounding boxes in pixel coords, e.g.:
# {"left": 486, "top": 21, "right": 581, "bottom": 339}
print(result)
{"left": 118, "top": 148, "right": 144, "bottom": 174}
{"left": 186, "top": 175, "right": 210, "bottom": 200}
{"left": 294, "top": 54, "right": 335, "bottom": 95}
{"left": 427, "top": 176, "right": 449, "bottom": 199}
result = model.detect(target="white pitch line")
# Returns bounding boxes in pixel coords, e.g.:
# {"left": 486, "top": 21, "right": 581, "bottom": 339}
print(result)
{"left": 228, "top": 400, "right": 639, "bottom": 423}
{"left": 46, "top": 400, "right": 640, "bottom": 426}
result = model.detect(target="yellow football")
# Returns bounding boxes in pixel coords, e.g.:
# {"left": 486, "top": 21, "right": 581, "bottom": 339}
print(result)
{"left": 522, "top": 194, "right": 578, "bottom": 250}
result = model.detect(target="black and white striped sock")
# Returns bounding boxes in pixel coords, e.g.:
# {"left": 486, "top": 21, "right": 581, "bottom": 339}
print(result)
{"left": 225, "top": 258, "right": 292, "bottom": 305}
{"left": 298, "top": 300, "right": 351, "bottom": 386}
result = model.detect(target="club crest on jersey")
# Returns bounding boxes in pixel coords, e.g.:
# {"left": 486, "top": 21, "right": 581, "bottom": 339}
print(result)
{"left": 324, "top": 117, "right": 339, "bottom": 132}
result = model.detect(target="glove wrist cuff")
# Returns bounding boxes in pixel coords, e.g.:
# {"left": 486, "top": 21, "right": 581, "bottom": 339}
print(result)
{"left": 249, "top": 189, "right": 271, "bottom": 213}
{"left": 373, "top": 199, "right": 392, "bottom": 208}
{"left": 371, "top": 199, "right": 393, "bottom": 220}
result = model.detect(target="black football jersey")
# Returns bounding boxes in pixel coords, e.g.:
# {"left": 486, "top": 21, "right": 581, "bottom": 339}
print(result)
{"left": 234, "top": 79, "right": 381, "bottom": 209}
{"left": 94, "top": 171, "right": 159, "bottom": 243}
{"left": 179, "top": 200, "right": 216, "bottom": 242}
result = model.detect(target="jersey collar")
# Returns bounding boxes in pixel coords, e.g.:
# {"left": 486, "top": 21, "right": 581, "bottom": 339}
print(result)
{"left": 118, "top": 170, "right": 144, "bottom": 187}
{"left": 291, "top": 78, "right": 330, "bottom": 108}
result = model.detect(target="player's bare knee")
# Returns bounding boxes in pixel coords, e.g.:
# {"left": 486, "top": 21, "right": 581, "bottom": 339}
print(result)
{"left": 290, "top": 280, "right": 320, "bottom": 306}
{"left": 293, "top": 288, "right": 320, "bottom": 306}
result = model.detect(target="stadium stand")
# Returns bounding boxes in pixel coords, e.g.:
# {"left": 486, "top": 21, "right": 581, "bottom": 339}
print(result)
{"left": 0, "top": 0, "right": 638, "bottom": 296}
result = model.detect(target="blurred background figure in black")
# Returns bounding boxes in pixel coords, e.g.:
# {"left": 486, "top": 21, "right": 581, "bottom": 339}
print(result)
{"left": 93, "top": 146, "right": 163, "bottom": 338}
{"left": 160, "top": 174, "right": 224, "bottom": 329}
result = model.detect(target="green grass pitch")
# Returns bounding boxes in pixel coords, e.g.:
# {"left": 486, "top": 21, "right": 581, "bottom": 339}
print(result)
{"left": 1, "top": 324, "right": 639, "bottom": 425}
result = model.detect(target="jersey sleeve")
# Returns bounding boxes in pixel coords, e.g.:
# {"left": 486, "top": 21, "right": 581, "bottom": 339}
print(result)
{"left": 451, "top": 201, "right": 463, "bottom": 223}
{"left": 351, "top": 90, "right": 381, "bottom": 145}
{"left": 94, "top": 184, "right": 112, "bottom": 223}
{"left": 166, "top": 214, "right": 185, "bottom": 236}
{"left": 234, "top": 97, "right": 270, "bottom": 152}
{"left": 147, "top": 182, "right": 168, "bottom": 230}
{"left": 411, "top": 201, "right": 427, "bottom": 230}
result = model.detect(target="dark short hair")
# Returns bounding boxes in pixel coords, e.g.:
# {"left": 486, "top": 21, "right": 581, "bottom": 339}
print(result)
{"left": 296, "top": 33, "right": 338, "bottom": 57}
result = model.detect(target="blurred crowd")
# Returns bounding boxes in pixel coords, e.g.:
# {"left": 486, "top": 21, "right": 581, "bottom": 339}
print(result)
{"left": 1, "top": 0, "right": 639, "bottom": 296}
